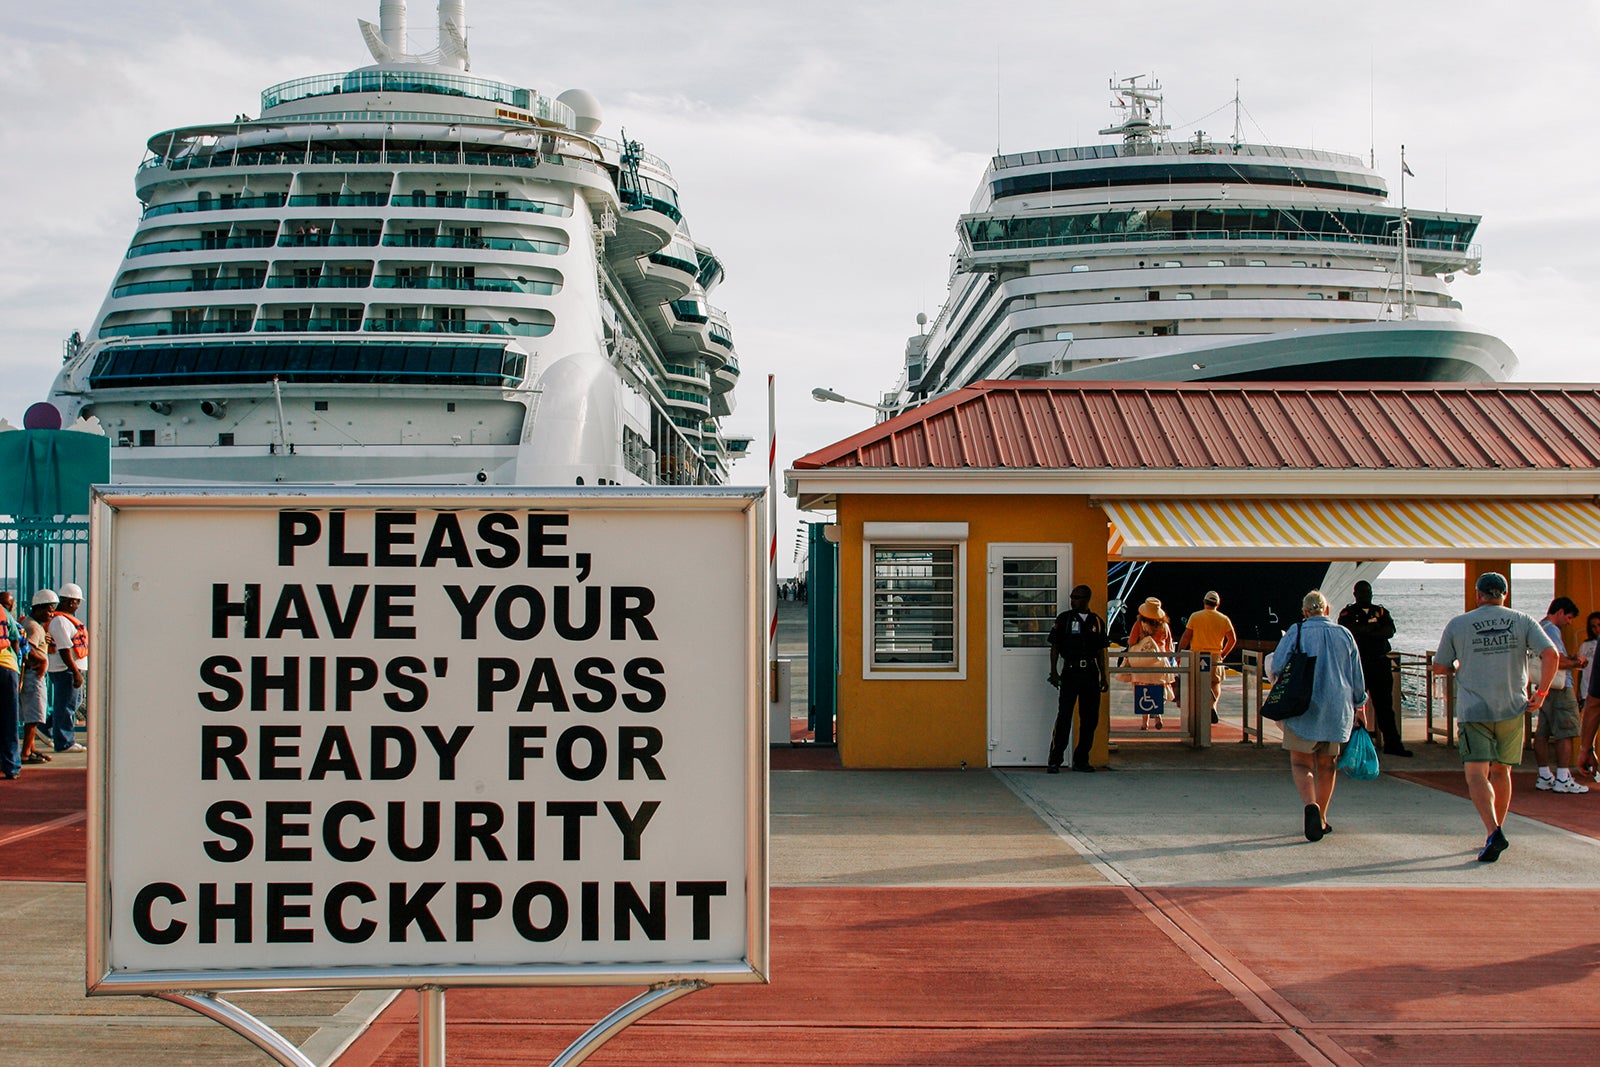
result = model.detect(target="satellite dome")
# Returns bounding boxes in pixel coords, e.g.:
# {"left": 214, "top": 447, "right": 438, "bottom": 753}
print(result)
{"left": 556, "top": 89, "right": 602, "bottom": 135}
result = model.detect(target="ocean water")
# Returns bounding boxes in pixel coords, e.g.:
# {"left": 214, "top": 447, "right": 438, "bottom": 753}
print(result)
{"left": 1375, "top": 574, "right": 1556, "bottom": 656}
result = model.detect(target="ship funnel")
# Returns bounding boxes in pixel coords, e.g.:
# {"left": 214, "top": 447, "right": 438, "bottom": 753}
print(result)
{"left": 379, "top": 0, "right": 407, "bottom": 54}
{"left": 438, "top": 0, "right": 469, "bottom": 70}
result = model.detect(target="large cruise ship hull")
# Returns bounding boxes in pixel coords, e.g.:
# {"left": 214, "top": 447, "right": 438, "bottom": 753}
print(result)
{"left": 1057, "top": 320, "right": 1516, "bottom": 384}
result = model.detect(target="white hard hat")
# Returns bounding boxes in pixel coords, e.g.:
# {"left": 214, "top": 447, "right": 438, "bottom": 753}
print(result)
{"left": 58, "top": 583, "right": 84, "bottom": 600}
{"left": 32, "top": 589, "right": 59, "bottom": 607}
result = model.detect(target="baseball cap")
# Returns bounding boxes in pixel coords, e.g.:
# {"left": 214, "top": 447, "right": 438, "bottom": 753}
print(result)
{"left": 32, "top": 589, "right": 58, "bottom": 607}
{"left": 1475, "top": 572, "right": 1509, "bottom": 596}
{"left": 1203, "top": 591, "right": 1220, "bottom": 604}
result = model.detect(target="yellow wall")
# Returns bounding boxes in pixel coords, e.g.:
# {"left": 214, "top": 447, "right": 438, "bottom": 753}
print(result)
{"left": 834, "top": 493, "right": 1109, "bottom": 768}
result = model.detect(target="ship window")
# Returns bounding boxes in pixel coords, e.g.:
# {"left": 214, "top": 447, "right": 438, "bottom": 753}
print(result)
{"left": 1307, "top": 292, "right": 1324, "bottom": 299}
{"left": 447, "top": 402, "right": 457, "bottom": 412}
{"left": 1249, "top": 260, "right": 1266, "bottom": 267}
{"left": 1207, "top": 260, "right": 1225, "bottom": 267}
{"left": 1163, "top": 261, "right": 1180, "bottom": 268}
{"left": 218, "top": 433, "right": 234, "bottom": 446}
{"left": 139, "top": 429, "right": 155, "bottom": 447}
{"left": 1338, "top": 291, "right": 1351, "bottom": 300}
{"left": 1353, "top": 290, "right": 1369, "bottom": 301}
{"left": 1293, "top": 260, "right": 1308, "bottom": 267}
{"left": 1147, "top": 291, "right": 1160, "bottom": 301}
{"left": 118, "top": 431, "right": 134, "bottom": 447}
{"left": 1174, "top": 292, "right": 1194, "bottom": 300}
{"left": 314, "top": 401, "right": 329, "bottom": 411}
{"left": 1071, "top": 264, "right": 1089, "bottom": 272}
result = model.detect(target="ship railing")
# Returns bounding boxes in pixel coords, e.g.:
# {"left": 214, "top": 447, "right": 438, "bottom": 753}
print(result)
{"left": 111, "top": 277, "right": 265, "bottom": 297}
{"left": 361, "top": 318, "right": 551, "bottom": 338}
{"left": 265, "top": 275, "right": 373, "bottom": 289}
{"left": 146, "top": 147, "right": 584, "bottom": 174}
{"left": 99, "top": 321, "right": 254, "bottom": 339}
{"left": 967, "top": 229, "right": 1475, "bottom": 255}
{"left": 128, "top": 236, "right": 282, "bottom": 258}
{"left": 142, "top": 194, "right": 288, "bottom": 220}
{"left": 590, "top": 136, "right": 675, "bottom": 179}
{"left": 389, "top": 192, "right": 571, "bottom": 216}
{"left": 379, "top": 234, "right": 566, "bottom": 255}
{"left": 370, "top": 276, "right": 557, "bottom": 295}
{"left": 275, "top": 234, "right": 382, "bottom": 248}
{"left": 993, "top": 142, "right": 1364, "bottom": 170}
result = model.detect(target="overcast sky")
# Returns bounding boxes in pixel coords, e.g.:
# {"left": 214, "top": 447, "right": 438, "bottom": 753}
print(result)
{"left": 3, "top": 1, "right": 1597, "bottom": 575}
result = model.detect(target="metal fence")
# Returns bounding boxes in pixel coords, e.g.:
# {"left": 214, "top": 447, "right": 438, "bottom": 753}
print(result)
{"left": 0, "top": 518, "right": 91, "bottom": 604}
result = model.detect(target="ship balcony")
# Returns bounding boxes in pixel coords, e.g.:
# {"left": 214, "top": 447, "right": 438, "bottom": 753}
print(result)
{"left": 606, "top": 188, "right": 678, "bottom": 257}
{"left": 661, "top": 361, "right": 710, "bottom": 386}
{"left": 362, "top": 316, "right": 554, "bottom": 338}
{"left": 286, "top": 193, "right": 390, "bottom": 208}
{"left": 709, "top": 391, "right": 735, "bottom": 418}
{"left": 99, "top": 320, "right": 254, "bottom": 339}
{"left": 111, "top": 277, "right": 265, "bottom": 298}
{"left": 389, "top": 193, "right": 572, "bottom": 217}
{"left": 267, "top": 273, "right": 374, "bottom": 289}
{"left": 277, "top": 232, "right": 383, "bottom": 248}
{"left": 661, "top": 386, "right": 712, "bottom": 417}
{"left": 380, "top": 233, "right": 567, "bottom": 256}
{"left": 694, "top": 245, "right": 726, "bottom": 292}
{"left": 371, "top": 275, "right": 560, "bottom": 295}
{"left": 712, "top": 353, "right": 739, "bottom": 393}
{"left": 142, "top": 194, "right": 288, "bottom": 220}
{"left": 255, "top": 318, "right": 365, "bottom": 333}
{"left": 614, "top": 241, "right": 697, "bottom": 302}
{"left": 707, "top": 307, "right": 734, "bottom": 352}
{"left": 127, "top": 233, "right": 281, "bottom": 258}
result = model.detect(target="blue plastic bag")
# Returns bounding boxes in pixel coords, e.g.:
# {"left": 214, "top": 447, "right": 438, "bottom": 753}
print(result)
{"left": 1338, "top": 728, "right": 1381, "bottom": 780}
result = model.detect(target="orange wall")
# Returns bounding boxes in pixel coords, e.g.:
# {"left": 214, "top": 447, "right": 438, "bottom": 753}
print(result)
{"left": 834, "top": 493, "right": 1109, "bottom": 768}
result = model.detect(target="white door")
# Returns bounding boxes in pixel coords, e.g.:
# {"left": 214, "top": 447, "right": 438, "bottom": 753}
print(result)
{"left": 987, "top": 544, "right": 1072, "bottom": 767}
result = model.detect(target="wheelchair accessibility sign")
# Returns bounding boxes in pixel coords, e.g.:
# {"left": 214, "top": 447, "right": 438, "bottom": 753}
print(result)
{"left": 1134, "top": 683, "right": 1165, "bottom": 715}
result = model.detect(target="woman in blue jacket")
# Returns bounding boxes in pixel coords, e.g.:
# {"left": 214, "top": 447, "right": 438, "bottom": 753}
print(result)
{"left": 1271, "top": 590, "right": 1368, "bottom": 841}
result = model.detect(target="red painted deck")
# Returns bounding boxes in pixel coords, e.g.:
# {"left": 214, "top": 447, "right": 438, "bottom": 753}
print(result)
{"left": 333, "top": 883, "right": 1600, "bottom": 1066}
{"left": 0, "top": 767, "right": 86, "bottom": 882}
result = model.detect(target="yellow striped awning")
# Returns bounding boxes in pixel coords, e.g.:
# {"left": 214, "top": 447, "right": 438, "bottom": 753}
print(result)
{"left": 1104, "top": 499, "right": 1600, "bottom": 560}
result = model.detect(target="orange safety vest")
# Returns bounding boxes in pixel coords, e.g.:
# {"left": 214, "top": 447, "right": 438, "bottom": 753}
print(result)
{"left": 56, "top": 611, "right": 88, "bottom": 662}
{"left": 0, "top": 606, "right": 12, "bottom": 657}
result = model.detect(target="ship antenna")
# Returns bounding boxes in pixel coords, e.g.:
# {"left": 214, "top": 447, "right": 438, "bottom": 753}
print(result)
{"left": 1232, "top": 78, "right": 1241, "bottom": 148}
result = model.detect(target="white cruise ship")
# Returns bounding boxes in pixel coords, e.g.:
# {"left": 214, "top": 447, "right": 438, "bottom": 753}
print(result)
{"left": 48, "top": 0, "right": 745, "bottom": 487}
{"left": 888, "top": 76, "right": 1516, "bottom": 408}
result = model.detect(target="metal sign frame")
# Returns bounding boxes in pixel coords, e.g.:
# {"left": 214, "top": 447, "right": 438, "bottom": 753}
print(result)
{"left": 87, "top": 486, "right": 769, "bottom": 996}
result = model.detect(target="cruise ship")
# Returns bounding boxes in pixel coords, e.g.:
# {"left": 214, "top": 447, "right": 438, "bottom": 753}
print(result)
{"left": 48, "top": 0, "right": 745, "bottom": 487}
{"left": 885, "top": 77, "right": 1519, "bottom": 636}
{"left": 888, "top": 76, "right": 1516, "bottom": 409}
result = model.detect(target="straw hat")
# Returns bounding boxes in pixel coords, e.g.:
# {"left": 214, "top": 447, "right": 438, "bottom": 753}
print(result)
{"left": 1136, "top": 597, "right": 1165, "bottom": 622}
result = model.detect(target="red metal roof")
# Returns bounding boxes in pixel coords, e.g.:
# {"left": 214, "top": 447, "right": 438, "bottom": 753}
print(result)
{"left": 792, "top": 381, "right": 1600, "bottom": 472}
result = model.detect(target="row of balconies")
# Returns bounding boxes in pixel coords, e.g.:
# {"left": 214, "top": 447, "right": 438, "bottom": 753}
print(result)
{"left": 99, "top": 309, "right": 554, "bottom": 340}
{"left": 130, "top": 229, "right": 568, "bottom": 259}
{"left": 142, "top": 189, "right": 574, "bottom": 221}
{"left": 111, "top": 272, "right": 560, "bottom": 298}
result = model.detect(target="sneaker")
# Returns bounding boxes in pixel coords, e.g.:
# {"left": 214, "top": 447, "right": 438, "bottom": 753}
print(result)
{"left": 63, "top": 743, "right": 86, "bottom": 753}
{"left": 1478, "top": 827, "right": 1509, "bottom": 863}
{"left": 1536, "top": 775, "right": 1555, "bottom": 791}
{"left": 1552, "top": 777, "right": 1590, "bottom": 794}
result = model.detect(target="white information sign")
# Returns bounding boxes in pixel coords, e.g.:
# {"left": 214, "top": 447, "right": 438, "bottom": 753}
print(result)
{"left": 88, "top": 488, "right": 768, "bottom": 993}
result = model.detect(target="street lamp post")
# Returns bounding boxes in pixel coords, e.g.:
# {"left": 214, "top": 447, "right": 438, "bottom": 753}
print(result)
{"left": 810, "top": 387, "right": 896, "bottom": 415}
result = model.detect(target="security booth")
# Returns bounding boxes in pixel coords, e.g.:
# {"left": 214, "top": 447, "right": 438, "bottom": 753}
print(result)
{"left": 786, "top": 380, "right": 1600, "bottom": 770}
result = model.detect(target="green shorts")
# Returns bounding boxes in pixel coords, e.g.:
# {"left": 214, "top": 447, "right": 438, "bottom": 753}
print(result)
{"left": 1534, "top": 687, "right": 1580, "bottom": 742}
{"left": 1458, "top": 717, "right": 1525, "bottom": 766}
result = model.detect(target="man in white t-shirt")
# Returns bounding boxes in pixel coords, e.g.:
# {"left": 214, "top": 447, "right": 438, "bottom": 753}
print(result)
{"left": 1531, "top": 597, "right": 1589, "bottom": 794}
{"left": 45, "top": 583, "right": 88, "bottom": 754}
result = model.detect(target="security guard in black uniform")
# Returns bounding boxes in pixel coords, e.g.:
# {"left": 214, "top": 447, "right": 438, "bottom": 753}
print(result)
{"left": 1047, "top": 585, "right": 1109, "bottom": 772}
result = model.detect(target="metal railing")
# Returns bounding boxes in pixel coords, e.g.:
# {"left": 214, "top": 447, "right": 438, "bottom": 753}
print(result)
{"left": 0, "top": 519, "right": 91, "bottom": 605}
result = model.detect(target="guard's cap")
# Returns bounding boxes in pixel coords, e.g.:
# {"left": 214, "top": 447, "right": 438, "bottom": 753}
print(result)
{"left": 32, "top": 589, "right": 58, "bottom": 607}
{"left": 1476, "top": 572, "right": 1509, "bottom": 597}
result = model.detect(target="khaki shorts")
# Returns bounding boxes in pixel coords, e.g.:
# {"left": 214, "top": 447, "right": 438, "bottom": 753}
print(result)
{"left": 1534, "top": 687, "right": 1580, "bottom": 742}
{"left": 1281, "top": 718, "right": 1343, "bottom": 756}
{"left": 1459, "top": 717, "right": 1524, "bottom": 765}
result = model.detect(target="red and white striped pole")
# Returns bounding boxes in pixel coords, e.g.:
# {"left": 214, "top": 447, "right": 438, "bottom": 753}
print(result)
{"left": 767, "top": 373, "right": 778, "bottom": 657}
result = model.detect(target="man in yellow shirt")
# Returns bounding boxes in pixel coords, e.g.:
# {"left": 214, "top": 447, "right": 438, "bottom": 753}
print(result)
{"left": 1179, "top": 591, "right": 1237, "bottom": 725}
